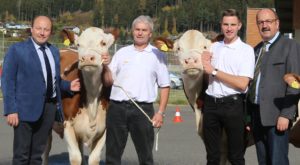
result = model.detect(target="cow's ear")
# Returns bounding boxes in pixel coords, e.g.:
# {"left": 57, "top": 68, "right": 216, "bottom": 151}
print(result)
{"left": 104, "top": 27, "right": 120, "bottom": 41}
{"left": 153, "top": 37, "right": 173, "bottom": 52}
{"left": 61, "top": 29, "right": 76, "bottom": 46}
{"left": 172, "top": 41, "right": 180, "bottom": 55}
{"left": 106, "top": 34, "right": 115, "bottom": 47}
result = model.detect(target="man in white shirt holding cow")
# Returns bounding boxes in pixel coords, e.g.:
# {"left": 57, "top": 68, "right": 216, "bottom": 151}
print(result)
{"left": 201, "top": 9, "right": 255, "bottom": 165}
{"left": 104, "top": 15, "right": 170, "bottom": 165}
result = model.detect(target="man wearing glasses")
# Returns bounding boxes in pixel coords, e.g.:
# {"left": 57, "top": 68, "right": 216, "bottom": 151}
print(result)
{"left": 247, "top": 8, "right": 300, "bottom": 165}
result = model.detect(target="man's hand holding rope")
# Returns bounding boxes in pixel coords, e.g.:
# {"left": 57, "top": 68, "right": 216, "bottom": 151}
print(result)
{"left": 152, "top": 112, "right": 165, "bottom": 128}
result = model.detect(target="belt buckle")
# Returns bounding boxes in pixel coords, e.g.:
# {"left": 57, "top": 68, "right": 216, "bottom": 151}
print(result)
{"left": 214, "top": 97, "right": 223, "bottom": 103}
{"left": 232, "top": 95, "right": 238, "bottom": 101}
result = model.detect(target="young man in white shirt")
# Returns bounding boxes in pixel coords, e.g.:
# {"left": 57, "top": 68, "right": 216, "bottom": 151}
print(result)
{"left": 201, "top": 9, "right": 255, "bottom": 165}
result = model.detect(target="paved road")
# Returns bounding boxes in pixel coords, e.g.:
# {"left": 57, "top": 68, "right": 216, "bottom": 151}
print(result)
{"left": 1, "top": 102, "right": 300, "bottom": 165}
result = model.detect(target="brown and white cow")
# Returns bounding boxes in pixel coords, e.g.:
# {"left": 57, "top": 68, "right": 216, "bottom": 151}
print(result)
{"left": 154, "top": 30, "right": 210, "bottom": 135}
{"left": 64, "top": 27, "right": 114, "bottom": 165}
{"left": 43, "top": 27, "right": 114, "bottom": 165}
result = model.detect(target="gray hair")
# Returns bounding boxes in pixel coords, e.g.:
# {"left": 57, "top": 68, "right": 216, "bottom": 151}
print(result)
{"left": 131, "top": 15, "right": 154, "bottom": 32}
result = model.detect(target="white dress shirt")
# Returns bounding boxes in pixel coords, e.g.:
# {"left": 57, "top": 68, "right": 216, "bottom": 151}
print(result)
{"left": 31, "top": 38, "right": 56, "bottom": 97}
{"left": 206, "top": 37, "right": 255, "bottom": 98}
{"left": 109, "top": 44, "right": 170, "bottom": 103}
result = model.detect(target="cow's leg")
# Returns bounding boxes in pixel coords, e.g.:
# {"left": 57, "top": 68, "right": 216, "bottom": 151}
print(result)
{"left": 88, "top": 130, "right": 106, "bottom": 165}
{"left": 195, "top": 108, "right": 203, "bottom": 137}
{"left": 220, "top": 131, "right": 230, "bottom": 165}
{"left": 64, "top": 121, "right": 82, "bottom": 165}
{"left": 89, "top": 129, "right": 106, "bottom": 165}
{"left": 41, "top": 133, "right": 52, "bottom": 165}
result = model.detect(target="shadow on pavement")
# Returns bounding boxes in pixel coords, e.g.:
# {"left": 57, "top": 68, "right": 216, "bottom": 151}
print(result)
{"left": 48, "top": 152, "right": 106, "bottom": 165}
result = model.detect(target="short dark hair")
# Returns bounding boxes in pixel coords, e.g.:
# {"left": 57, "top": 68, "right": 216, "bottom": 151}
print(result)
{"left": 221, "top": 9, "right": 241, "bottom": 22}
{"left": 31, "top": 15, "right": 53, "bottom": 32}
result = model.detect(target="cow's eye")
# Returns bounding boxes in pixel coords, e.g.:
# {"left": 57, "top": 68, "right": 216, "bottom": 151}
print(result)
{"left": 77, "top": 43, "right": 80, "bottom": 47}
{"left": 100, "top": 41, "right": 106, "bottom": 46}
{"left": 204, "top": 46, "right": 207, "bottom": 49}
{"left": 177, "top": 47, "right": 181, "bottom": 51}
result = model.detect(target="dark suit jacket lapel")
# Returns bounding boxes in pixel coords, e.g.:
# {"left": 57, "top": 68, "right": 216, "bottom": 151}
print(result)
{"left": 256, "top": 35, "right": 283, "bottom": 76}
{"left": 26, "top": 38, "right": 44, "bottom": 79}
{"left": 47, "top": 43, "right": 60, "bottom": 83}
{"left": 254, "top": 42, "right": 264, "bottom": 61}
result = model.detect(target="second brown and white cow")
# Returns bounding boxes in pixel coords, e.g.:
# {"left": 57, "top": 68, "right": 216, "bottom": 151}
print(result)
{"left": 155, "top": 30, "right": 237, "bottom": 165}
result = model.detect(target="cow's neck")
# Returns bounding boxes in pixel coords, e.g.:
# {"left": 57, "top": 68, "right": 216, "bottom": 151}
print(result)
{"left": 182, "top": 73, "right": 204, "bottom": 105}
{"left": 81, "top": 69, "right": 103, "bottom": 120}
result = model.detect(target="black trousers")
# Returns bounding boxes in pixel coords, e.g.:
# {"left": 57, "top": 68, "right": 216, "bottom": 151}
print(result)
{"left": 106, "top": 100, "right": 154, "bottom": 165}
{"left": 12, "top": 102, "right": 56, "bottom": 165}
{"left": 203, "top": 94, "right": 246, "bottom": 165}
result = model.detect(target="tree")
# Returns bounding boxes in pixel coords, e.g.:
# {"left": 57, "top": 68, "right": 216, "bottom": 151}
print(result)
{"left": 0, "top": 0, "right": 274, "bottom": 35}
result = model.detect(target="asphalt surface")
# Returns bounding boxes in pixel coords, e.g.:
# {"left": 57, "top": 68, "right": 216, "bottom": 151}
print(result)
{"left": 1, "top": 102, "right": 300, "bottom": 165}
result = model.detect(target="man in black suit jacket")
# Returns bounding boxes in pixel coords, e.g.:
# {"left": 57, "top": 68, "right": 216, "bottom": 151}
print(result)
{"left": 247, "top": 8, "right": 300, "bottom": 165}
{"left": 1, "top": 15, "right": 80, "bottom": 165}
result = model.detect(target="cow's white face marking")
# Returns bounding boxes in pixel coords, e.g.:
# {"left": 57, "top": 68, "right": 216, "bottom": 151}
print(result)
{"left": 76, "top": 27, "right": 114, "bottom": 70}
{"left": 173, "top": 30, "right": 211, "bottom": 75}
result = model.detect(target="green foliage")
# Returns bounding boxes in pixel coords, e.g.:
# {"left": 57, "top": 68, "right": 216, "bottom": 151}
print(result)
{"left": 0, "top": 0, "right": 274, "bottom": 35}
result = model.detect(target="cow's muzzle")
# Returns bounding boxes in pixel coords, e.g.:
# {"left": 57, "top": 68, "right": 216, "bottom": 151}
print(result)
{"left": 183, "top": 68, "right": 203, "bottom": 76}
{"left": 78, "top": 55, "right": 101, "bottom": 69}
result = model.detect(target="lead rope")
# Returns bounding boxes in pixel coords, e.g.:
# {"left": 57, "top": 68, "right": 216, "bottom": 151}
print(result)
{"left": 113, "top": 84, "right": 161, "bottom": 151}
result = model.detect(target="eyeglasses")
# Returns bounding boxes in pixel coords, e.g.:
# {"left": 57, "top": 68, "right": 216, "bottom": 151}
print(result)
{"left": 257, "top": 19, "right": 277, "bottom": 25}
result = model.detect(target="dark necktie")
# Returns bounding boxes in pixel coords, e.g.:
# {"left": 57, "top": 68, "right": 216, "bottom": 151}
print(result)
{"left": 248, "top": 41, "right": 269, "bottom": 103}
{"left": 40, "top": 46, "right": 53, "bottom": 99}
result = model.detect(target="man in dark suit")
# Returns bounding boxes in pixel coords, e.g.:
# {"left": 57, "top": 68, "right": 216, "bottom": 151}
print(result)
{"left": 247, "top": 8, "right": 300, "bottom": 165}
{"left": 1, "top": 15, "right": 80, "bottom": 165}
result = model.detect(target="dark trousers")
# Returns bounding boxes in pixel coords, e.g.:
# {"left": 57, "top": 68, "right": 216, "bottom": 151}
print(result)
{"left": 250, "top": 105, "right": 289, "bottom": 165}
{"left": 203, "top": 94, "right": 246, "bottom": 165}
{"left": 106, "top": 100, "right": 155, "bottom": 165}
{"left": 13, "top": 102, "right": 56, "bottom": 165}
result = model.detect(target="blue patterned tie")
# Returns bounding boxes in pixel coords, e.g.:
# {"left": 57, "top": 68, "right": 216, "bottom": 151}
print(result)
{"left": 248, "top": 41, "right": 269, "bottom": 103}
{"left": 40, "top": 46, "right": 53, "bottom": 99}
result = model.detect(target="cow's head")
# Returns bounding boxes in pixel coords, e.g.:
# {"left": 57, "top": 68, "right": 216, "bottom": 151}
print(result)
{"left": 174, "top": 30, "right": 211, "bottom": 75}
{"left": 154, "top": 30, "right": 211, "bottom": 76}
{"left": 76, "top": 27, "right": 115, "bottom": 72}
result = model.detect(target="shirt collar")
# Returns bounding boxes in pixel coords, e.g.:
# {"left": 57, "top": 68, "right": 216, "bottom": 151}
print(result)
{"left": 31, "top": 37, "right": 49, "bottom": 50}
{"left": 131, "top": 43, "right": 152, "bottom": 53}
{"left": 221, "top": 37, "right": 242, "bottom": 49}
{"left": 264, "top": 32, "right": 280, "bottom": 50}
{"left": 267, "top": 32, "right": 280, "bottom": 45}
